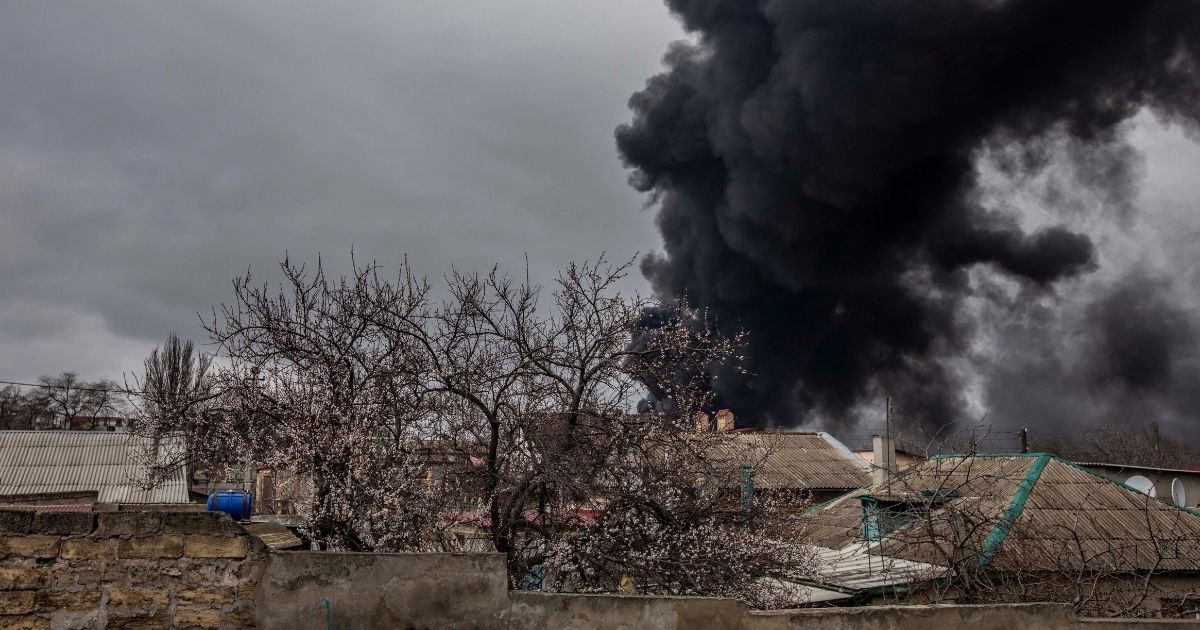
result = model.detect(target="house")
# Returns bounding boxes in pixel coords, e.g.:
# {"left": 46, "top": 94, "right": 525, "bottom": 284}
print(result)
{"left": 68, "top": 415, "right": 126, "bottom": 431}
{"left": 852, "top": 438, "right": 925, "bottom": 472}
{"left": 699, "top": 411, "right": 872, "bottom": 503}
{"left": 800, "top": 452, "right": 1200, "bottom": 616}
{"left": 722, "top": 431, "right": 872, "bottom": 503}
{"left": 0, "top": 430, "right": 193, "bottom": 511}
{"left": 1072, "top": 461, "right": 1200, "bottom": 510}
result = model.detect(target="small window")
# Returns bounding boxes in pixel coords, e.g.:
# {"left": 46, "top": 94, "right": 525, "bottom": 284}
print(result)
{"left": 1176, "top": 594, "right": 1200, "bottom": 619}
{"left": 860, "top": 496, "right": 912, "bottom": 542}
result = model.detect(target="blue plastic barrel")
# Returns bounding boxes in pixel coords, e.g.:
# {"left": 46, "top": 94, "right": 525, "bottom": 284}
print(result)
{"left": 206, "top": 491, "right": 253, "bottom": 520}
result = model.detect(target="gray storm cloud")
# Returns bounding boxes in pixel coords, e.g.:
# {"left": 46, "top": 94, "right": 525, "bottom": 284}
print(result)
{"left": 0, "top": 1, "right": 682, "bottom": 381}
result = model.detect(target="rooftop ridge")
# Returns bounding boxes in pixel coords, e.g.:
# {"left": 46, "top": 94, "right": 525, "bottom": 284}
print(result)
{"left": 1049, "top": 454, "right": 1200, "bottom": 518}
{"left": 928, "top": 451, "right": 1050, "bottom": 460}
{"left": 928, "top": 452, "right": 1200, "bottom": 518}
{"left": 979, "top": 453, "right": 1050, "bottom": 567}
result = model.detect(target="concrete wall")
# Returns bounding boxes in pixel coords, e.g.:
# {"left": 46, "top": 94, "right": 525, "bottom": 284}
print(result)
{"left": 747, "top": 603, "right": 1077, "bottom": 630}
{"left": 8, "top": 509, "right": 1197, "bottom": 630}
{"left": 510, "top": 592, "right": 748, "bottom": 630}
{"left": 0, "top": 509, "right": 264, "bottom": 629}
{"left": 1080, "top": 621, "right": 1200, "bottom": 629}
{"left": 254, "top": 552, "right": 1200, "bottom": 630}
{"left": 255, "top": 551, "right": 511, "bottom": 630}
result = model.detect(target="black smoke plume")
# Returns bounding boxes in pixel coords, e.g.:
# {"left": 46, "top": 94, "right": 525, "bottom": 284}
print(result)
{"left": 618, "top": 1, "right": 1200, "bottom": 432}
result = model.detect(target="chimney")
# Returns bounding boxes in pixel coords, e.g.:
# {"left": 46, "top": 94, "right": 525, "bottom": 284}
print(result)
{"left": 872, "top": 435, "right": 898, "bottom": 487}
{"left": 695, "top": 412, "right": 712, "bottom": 433}
{"left": 716, "top": 409, "right": 735, "bottom": 433}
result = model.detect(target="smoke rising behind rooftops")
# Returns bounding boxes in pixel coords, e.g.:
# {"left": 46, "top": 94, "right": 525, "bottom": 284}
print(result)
{"left": 618, "top": 0, "right": 1200, "bottom": 437}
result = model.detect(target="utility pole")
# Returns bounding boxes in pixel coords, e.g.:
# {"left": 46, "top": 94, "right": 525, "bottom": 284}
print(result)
{"left": 1020, "top": 427, "right": 1029, "bottom": 453}
{"left": 885, "top": 397, "right": 891, "bottom": 443}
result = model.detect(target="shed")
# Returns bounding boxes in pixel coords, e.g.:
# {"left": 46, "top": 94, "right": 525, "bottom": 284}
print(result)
{"left": 0, "top": 430, "right": 191, "bottom": 507}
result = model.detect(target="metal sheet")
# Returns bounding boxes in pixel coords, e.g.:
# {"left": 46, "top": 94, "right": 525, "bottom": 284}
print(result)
{"left": 805, "top": 453, "right": 1200, "bottom": 573}
{"left": 0, "top": 431, "right": 189, "bottom": 504}
{"left": 718, "top": 432, "right": 871, "bottom": 491}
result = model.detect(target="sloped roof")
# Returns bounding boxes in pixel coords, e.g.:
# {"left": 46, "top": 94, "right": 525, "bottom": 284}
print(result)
{"left": 0, "top": 431, "right": 190, "bottom": 504}
{"left": 717, "top": 432, "right": 872, "bottom": 491}
{"left": 803, "top": 453, "right": 1200, "bottom": 573}
{"left": 1074, "top": 461, "right": 1200, "bottom": 476}
{"left": 241, "top": 521, "right": 303, "bottom": 550}
{"left": 808, "top": 543, "right": 945, "bottom": 592}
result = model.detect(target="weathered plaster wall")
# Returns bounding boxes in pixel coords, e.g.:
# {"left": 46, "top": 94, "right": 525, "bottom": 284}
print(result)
{"left": 509, "top": 592, "right": 748, "bottom": 630}
{"left": 1079, "top": 621, "right": 1200, "bottom": 629}
{"left": 746, "top": 603, "right": 1078, "bottom": 630}
{"left": 254, "top": 551, "right": 511, "bottom": 630}
{"left": 0, "top": 510, "right": 264, "bottom": 629}
{"left": 247, "top": 551, "right": 1200, "bottom": 630}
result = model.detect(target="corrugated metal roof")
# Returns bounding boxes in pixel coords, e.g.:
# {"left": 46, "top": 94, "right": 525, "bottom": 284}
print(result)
{"left": 1075, "top": 462, "right": 1200, "bottom": 476}
{"left": 718, "top": 432, "right": 872, "bottom": 491}
{"left": 809, "top": 543, "right": 945, "bottom": 591}
{"left": 757, "top": 578, "right": 854, "bottom": 603}
{"left": 803, "top": 453, "right": 1200, "bottom": 574}
{"left": 0, "top": 431, "right": 189, "bottom": 504}
{"left": 993, "top": 456, "right": 1200, "bottom": 572}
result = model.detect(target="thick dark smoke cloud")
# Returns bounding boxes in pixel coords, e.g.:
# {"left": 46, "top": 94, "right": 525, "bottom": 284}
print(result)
{"left": 981, "top": 270, "right": 1200, "bottom": 442}
{"left": 1085, "top": 275, "right": 1196, "bottom": 394}
{"left": 617, "top": 0, "right": 1200, "bottom": 432}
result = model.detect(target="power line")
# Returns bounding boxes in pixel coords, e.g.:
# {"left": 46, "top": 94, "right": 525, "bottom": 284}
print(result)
{"left": 0, "top": 379, "right": 143, "bottom": 396}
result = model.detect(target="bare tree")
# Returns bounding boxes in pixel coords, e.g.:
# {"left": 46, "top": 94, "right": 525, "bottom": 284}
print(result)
{"left": 126, "top": 333, "right": 220, "bottom": 488}
{"left": 136, "top": 253, "right": 819, "bottom": 606}
{"left": 34, "top": 372, "right": 126, "bottom": 430}
{"left": 0, "top": 385, "right": 51, "bottom": 430}
{"left": 405, "top": 257, "right": 816, "bottom": 604}
{"left": 136, "top": 333, "right": 213, "bottom": 434}
{"left": 1034, "top": 422, "right": 1200, "bottom": 469}
{"left": 201, "top": 257, "right": 450, "bottom": 550}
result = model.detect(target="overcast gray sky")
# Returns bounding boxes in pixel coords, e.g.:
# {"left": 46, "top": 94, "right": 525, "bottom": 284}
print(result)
{"left": 0, "top": 1, "right": 685, "bottom": 382}
{"left": 3, "top": 1, "right": 1199, "bottom": 442}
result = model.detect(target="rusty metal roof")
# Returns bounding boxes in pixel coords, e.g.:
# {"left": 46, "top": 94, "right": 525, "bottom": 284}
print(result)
{"left": 719, "top": 432, "right": 872, "bottom": 491}
{"left": 0, "top": 431, "right": 190, "bottom": 504}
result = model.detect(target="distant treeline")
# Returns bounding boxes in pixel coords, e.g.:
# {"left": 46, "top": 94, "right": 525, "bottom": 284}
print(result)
{"left": 0, "top": 372, "right": 128, "bottom": 430}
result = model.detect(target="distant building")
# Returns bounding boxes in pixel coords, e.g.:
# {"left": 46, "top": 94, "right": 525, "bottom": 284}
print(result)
{"left": 69, "top": 415, "right": 126, "bottom": 431}
{"left": 718, "top": 431, "right": 873, "bottom": 503}
{"left": 699, "top": 411, "right": 873, "bottom": 502}
{"left": 853, "top": 440, "right": 924, "bottom": 472}
{"left": 0, "top": 430, "right": 193, "bottom": 511}
{"left": 253, "top": 467, "right": 307, "bottom": 516}
{"left": 1074, "top": 461, "right": 1200, "bottom": 510}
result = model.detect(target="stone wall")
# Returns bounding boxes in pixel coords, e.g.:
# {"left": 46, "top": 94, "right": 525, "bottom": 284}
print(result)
{"left": 9, "top": 512, "right": 1200, "bottom": 630}
{"left": 0, "top": 510, "right": 265, "bottom": 629}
